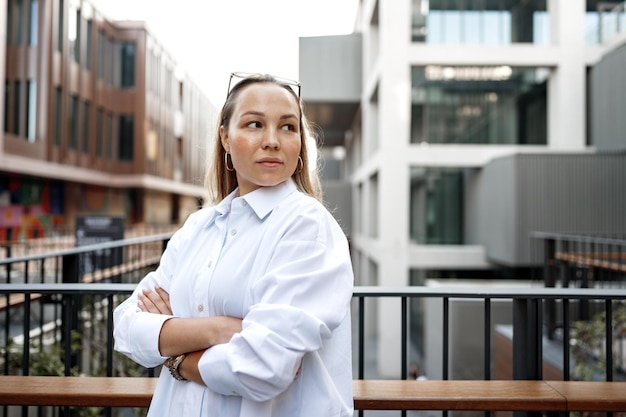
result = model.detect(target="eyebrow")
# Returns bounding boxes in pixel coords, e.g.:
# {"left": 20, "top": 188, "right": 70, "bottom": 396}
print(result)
{"left": 240, "top": 111, "right": 299, "bottom": 121}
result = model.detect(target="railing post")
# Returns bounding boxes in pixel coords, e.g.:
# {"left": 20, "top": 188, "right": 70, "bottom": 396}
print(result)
{"left": 61, "top": 253, "right": 81, "bottom": 375}
{"left": 543, "top": 238, "right": 556, "bottom": 339}
{"left": 513, "top": 298, "right": 543, "bottom": 417}
{"left": 513, "top": 298, "right": 542, "bottom": 380}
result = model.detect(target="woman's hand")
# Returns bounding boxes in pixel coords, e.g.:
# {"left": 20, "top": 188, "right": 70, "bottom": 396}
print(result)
{"left": 138, "top": 286, "right": 172, "bottom": 315}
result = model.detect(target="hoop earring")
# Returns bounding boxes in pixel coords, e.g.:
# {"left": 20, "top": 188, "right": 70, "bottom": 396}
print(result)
{"left": 295, "top": 156, "right": 303, "bottom": 174}
{"left": 225, "top": 153, "right": 235, "bottom": 172}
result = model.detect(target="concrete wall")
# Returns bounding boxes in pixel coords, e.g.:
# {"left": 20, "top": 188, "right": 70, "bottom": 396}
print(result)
{"left": 467, "top": 153, "right": 626, "bottom": 266}
{"left": 299, "top": 34, "right": 362, "bottom": 102}
{"left": 590, "top": 42, "right": 626, "bottom": 152}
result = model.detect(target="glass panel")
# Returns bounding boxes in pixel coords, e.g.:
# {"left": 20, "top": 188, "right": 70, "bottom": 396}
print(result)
{"left": 57, "top": 0, "right": 63, "bottom": 52}
{"left": 410, "top": 167, "right": 464, "bottom": 244}
{"left": 13, "top": 81, "right": 20, "bottom": 135}
{"left": 69, "top": 6, "right": 79, "bottom": 62}
{"left": 412, "top": 0, "right": 548, "bottom": 44}
{"left": 85, "top": 20, "right": 92, "bottom": 70}
{"left": 15, "top": 0, "right": 24, "bottom": 45}
{"left": 586, "top": 1, "right": 626, "bottom": 45}
{"left": 69, "top": 95, "right": 78, "bottom": 150}
{"left": 29, "top": 0, "right": 37, "bottom": 46}
{"left": 97, "top": 31, "right": 104, "bottom": 79}
{"left": 27, "top": 80, "right": 36, "bottom": 142}
{"left": 96, "top": 108, "right": 103, "bottom": 157}
{"left": 410, "top": 66, "right": 548, "bottom": 145}
{"left": 3, "top": 82, "right": 9, "bottom": 133}
{"left": 106, "top": 113, "right": 113, "bottom": 160}
{"left": 82, "top": 101, "right": 90, "bottom": 153}
{"left": 54, "top": 88, "right": 61, "bottom": 146}
{"left": 118, "top": 115, "right": 134, "bottom": 161}
{"left": 120, "top": 42, "right": 136, "bottom": 88}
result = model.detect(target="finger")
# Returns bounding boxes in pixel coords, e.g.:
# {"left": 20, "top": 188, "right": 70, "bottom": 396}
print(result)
{"left": 154, "top": 287, "right": 173, "bottom": 315}
{"left": 138, "top": 290, "right": 160, "bottom": 314}
{"left": 141, "top": 289, "right": 169, "bottom": 314}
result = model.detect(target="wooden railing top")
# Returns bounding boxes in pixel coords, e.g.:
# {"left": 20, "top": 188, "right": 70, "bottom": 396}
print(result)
{"left": 0, "top": 377, "right": 625, "bottom": 412}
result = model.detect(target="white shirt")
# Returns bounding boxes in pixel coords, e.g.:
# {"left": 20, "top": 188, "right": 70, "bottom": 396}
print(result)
{"left": 113, "top": 179, "right": 354, "bottom": 417}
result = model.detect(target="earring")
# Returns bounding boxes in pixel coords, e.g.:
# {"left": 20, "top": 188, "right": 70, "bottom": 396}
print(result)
{"left": 295, "top": 156, "right": 304, "bottom": 174}
{"left": 225, "top": 153, "right": 235, "bottom": 172}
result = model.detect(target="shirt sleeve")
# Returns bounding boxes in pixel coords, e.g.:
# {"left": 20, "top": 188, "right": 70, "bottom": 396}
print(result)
{"left": 199, "top": 204, "right": 354, "bottom": 401}
{"left": 113, "top": 211, "right": 201, "bottom": 368}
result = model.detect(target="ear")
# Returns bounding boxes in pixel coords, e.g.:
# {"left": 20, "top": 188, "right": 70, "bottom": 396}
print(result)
{"left": 219, "top": 125, "right": 230, "bottom": 152}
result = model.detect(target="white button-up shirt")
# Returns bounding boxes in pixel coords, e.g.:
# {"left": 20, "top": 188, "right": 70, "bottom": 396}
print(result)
{"left": 113, "top": 179, "right": 354, "bottom": 417}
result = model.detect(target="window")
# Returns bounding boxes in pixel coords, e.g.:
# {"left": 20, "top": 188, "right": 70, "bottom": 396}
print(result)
{"left": 585, "top": 1, "right": 626, "bottom": 44}
{"left": 410, "top": 66, "right": 548, "bottom": 145}
{"left": 29, "top": 0, "right": 38, "bottom": 46}
{"left": 120, "top": 42, "right": 136, "bottom": 88}
{"left": 411, "top": 0, "right": 549, "bottom": 45}
{"left": 96, "top": 108, "right": 103, "bottom": 157}
{"left": 3, "top": 82, "right": 9, "bottom": 133}
{"left": 118, "top": 115, "right": 134, "bottom": 161}
{"left": 54, "top": 87, "right": 61, "bottom": 146}
{"left": 14, "top": 0, "right": 24, "bottom": 45}
{"left": 26, "top": 80, "right": 36, "bottom": 142}
{"left": 57, "top": 0, "right": 63, "bottom": 52}
{"left": 97, "top": 30, "right": 105, "bottom": 79}
{"left": 106, "top": 37, "right": 114, "bottom": 84}
{"left": 82, "top": 101, "right": 90, "bottom": 153}
{"left": 69, "top": 95, "right": 78, "bottom": 150}
{"left": 106, "top": 113, "right": 113, "bottom": 159}
{"left": 13, "top": 81, "right": 20, "bottom": 135}
{"left": 69, "top": 6, "right": 80, "bottom": 62}
{"left": 410, "top": 167, "right": 464, "bottom": 245}
{"left": 85, "top": 19, "right": 92, "bottom": 70}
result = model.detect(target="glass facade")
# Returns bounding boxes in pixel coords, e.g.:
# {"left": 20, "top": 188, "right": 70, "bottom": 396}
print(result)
{"left": 410, "top": 167, "right": 464, "bottom": 244}
{"left": 410, "top": 66, "right": 548, "bottom": 145}
{"left": 412, "top": 0, "right": 549, "bottom": 44}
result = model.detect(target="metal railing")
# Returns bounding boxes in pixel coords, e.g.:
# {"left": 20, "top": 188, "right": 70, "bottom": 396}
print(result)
{"left": 0, "top": 236, "right": 625, "bottom": 416}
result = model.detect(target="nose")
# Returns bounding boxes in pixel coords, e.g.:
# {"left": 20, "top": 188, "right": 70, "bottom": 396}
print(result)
{"left": 262, "top": 128, "right": 280, "bottom": 149}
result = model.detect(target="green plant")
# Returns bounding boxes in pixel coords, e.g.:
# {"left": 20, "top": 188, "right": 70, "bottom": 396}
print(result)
{"left": 570, "top": 301, "right": 626, "bottom": 381}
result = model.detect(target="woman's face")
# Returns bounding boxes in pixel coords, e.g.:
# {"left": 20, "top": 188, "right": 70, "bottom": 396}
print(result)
{"left": 220, "top": 83, "right": 302, "bottom": 196}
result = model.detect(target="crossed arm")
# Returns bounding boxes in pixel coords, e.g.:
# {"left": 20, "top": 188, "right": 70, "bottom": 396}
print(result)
{"left": 138, "top": 286, "right": 242, "bottom": 385}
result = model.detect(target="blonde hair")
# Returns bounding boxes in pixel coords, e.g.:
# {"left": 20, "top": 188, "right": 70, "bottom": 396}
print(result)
{"left": 205, "top": 74, "right": 322, "bottom": 205}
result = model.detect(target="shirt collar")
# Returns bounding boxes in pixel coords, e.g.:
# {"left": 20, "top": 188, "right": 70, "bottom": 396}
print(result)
{"left": 202, "top": 179, "right": 297, "bottom": 228}
{"left": 240, "top": 178, "right": 297, "bottom": 220}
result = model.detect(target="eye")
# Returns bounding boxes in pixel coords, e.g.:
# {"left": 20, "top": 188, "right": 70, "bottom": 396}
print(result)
{"left": 281, "top": 123, "right": 297, "bottom": 132}
{"left": 246, "top": 121, "right": 262, "bottom": 128}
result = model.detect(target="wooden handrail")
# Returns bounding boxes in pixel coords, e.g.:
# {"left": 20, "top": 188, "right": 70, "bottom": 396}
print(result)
{"left": 0, "top": 377, "right": 624, "bottom": 412}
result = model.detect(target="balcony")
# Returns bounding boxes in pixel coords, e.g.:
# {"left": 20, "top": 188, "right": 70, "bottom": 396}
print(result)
{"left": 0, "top": 234, "right": 625, "bottom": 416}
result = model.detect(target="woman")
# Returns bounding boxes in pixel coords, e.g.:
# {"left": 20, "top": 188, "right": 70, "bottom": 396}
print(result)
{"left": 113, "top": 73, "right": 354, "bottom": 417}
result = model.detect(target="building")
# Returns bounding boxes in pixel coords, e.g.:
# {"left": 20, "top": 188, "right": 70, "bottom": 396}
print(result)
{"left": 0, "top": 0, "right": 215, "bottom": 241}
{"left": 299, "top": 0, "right": 626, "bottom": 377}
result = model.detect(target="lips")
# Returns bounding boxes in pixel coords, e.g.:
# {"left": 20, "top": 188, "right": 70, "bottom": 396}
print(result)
{"left": 257, "top": 157, "right": 282, "bottom": 167}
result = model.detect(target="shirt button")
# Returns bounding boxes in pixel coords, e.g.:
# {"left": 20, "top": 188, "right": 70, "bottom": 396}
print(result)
{"left": 241, "top": 200, "right": 247, "bottom": 206}
{"left": 207, "top": 259, "right": 212, "bottom": 268}
{"left": 231, "top": 229, "right": 237, "bottom": 236}
{"left": 197, "top": 304, "right": 204, "bottom": 312}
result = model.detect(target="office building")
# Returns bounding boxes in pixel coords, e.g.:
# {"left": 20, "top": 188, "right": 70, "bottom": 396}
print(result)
{"left": 299, "top": 0, "right": 626, "bottom": 376}
{"left": 0, "top": 0, "right": 215, "bottom": 241}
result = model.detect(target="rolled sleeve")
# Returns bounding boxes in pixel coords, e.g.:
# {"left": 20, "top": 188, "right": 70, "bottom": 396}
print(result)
{"left": 113, "top": 292, "right": 173, "bottom": 367}
{"left": 200, "top": 304, "right": 328, "bottom": 401}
